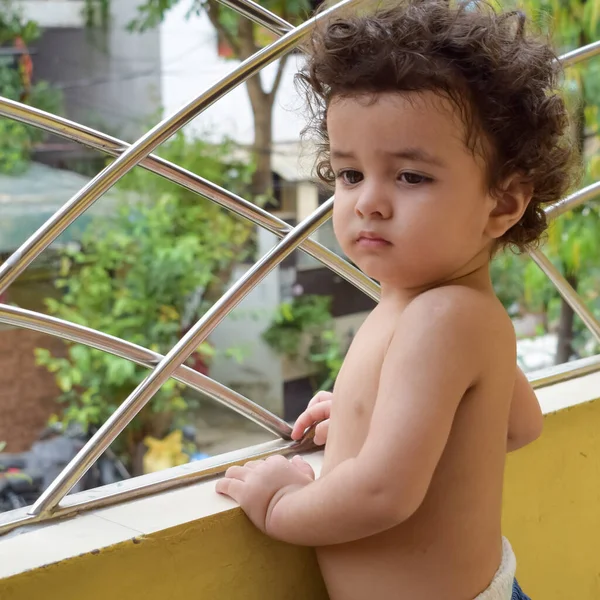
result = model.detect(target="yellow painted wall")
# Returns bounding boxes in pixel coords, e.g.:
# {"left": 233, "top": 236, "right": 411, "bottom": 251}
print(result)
{"left": 504, "top": 398, "right": 600, "bottom": 599}
{"left": 2, "top": 397, "right": 599, "bottom": 600}
{"left": 0, "top": 509, "right": 328, "bottom": 600}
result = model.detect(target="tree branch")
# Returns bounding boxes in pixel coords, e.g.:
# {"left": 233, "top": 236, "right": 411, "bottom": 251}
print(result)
{"left": 268, "top": 53, "right": 290, "bottom": 101}
{"left": 206, "top": 0, "right": 241, "bottom": 56}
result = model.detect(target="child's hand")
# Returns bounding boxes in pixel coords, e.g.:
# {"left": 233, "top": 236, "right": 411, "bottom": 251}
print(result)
{"left": 291, "top": 390, "right": 332, "bottom": 445}
{"left": 216, "top": 455, "right": 315, "bottom": 534}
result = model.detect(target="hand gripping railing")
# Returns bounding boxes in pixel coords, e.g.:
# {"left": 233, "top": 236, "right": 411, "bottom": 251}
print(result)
{"left": 0, "top": 0, "right": 599, "bottom": 536}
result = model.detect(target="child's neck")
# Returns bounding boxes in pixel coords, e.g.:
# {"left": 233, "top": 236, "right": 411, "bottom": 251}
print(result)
{"left": 378, "top": 258, "right": 494, "bottom": 308}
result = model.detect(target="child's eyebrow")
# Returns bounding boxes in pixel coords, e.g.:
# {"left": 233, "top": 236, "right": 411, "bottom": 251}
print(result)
{"left": 330, "top": 147, "right": 446, "bottom": 168}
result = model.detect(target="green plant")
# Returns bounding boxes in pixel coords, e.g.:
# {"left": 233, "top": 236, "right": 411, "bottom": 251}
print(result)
{"left": 262, "top": 295, "right": 334, "bottom": 358}
{"left": 263, "top": 294, "right": 345, "bottom": 391}
{"left": 35, "top": 132, "right": 254, "bottom": 464}
{"left": 488, "top": 0, "right": 600, "bottom": 363}
{"left": 308, "top": 329, "right": 344, "bottom": 392}
{"left": 0, "top": 0, "right": 63, "bottom": 173}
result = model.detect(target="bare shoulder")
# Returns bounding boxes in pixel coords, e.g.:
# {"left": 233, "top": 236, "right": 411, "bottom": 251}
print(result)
{"left": 401, "top": 285, "right": 509, "bottom": 334}
{"left": 394, "top": 286, "right": 514, "bottom": 368}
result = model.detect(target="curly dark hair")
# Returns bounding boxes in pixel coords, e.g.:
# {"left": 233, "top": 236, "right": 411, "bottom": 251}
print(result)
{"left": 297, "top": 0, "right": 579, "bottom": 252}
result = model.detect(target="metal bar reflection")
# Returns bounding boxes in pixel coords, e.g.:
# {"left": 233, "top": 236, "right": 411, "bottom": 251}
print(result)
{"left": 216, "top": 0, "right": 292, "bottom": 35}
{"left": 529, "top": 248, "right": 600, "bottom": 344}
{"left": 0, "top": 0, "right": 360, "bottom": 296}
{"left": 30, "top": 201, "right": 333, "bottom": 516}
{"left": 0, "top": 97, "right": 379, "bottom": 302}
{"left": 0, "top": 0, "right": 600, "bottom": 524}
{"left": 559, "top": 39, "right": 600, "bottom": 67}
{"left": 1, "top": 436, "right": 316, "bottom": 537}
{"left": 545, "top": 181, "right": 600, "bottom": 220}
{"left": 529, "top": 353, "right": 600, "bottom": 389}
{"left": 0, "top": 304, "right": 291, "bottom": 439}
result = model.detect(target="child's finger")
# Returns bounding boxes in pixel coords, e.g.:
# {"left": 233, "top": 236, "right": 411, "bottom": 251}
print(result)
{"left": 291, "top": 401, "right": 332, "bottom": 440}
{"left": 314, "top": 420, "right": 329, "bottom": 446}
{"left": 307, "top": 390, "right": 333, "bottom": 409}
{"left": 291, "top": 455, "right": 315, "bottom": 479}
{"left": 216, "top": 477, "right": 243, "bottom": 501}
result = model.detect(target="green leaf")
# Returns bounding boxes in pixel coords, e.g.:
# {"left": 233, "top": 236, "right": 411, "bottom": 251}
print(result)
{"left": 56, "top": 373, "right": 72, "bottom": 393}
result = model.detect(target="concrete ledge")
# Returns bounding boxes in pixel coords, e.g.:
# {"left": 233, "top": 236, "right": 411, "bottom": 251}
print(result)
{"left": 0, "top": 452, "right": 327, "bottom": 600}
{"left": 537, "top": 368, "right": 600, "bottom": 414}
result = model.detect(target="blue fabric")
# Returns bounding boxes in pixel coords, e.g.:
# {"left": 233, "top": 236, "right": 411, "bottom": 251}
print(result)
{"left": 512, "top": 579, "right": 531, "bottom": 600}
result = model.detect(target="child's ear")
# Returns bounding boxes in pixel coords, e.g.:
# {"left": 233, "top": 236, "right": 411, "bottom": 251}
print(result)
{"left": 485, "top": 173, "right": 533, "bottom": 239}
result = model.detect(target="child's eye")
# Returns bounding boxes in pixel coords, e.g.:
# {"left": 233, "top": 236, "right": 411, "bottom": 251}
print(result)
{"left": 399, "top": 172, "right": 432, "bottom": 185}
{"left": 337, "top": 170, "right": 364, "bottom": 185}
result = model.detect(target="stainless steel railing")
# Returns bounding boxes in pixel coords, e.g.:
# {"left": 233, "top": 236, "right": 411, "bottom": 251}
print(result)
{"left": 0, "top": 0, "right": 599, "bottom": 536}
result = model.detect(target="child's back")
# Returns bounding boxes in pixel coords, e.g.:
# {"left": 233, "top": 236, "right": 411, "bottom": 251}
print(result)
{"left": 319, "top": 287, "right": 516, "bottom": 599}
{"left": 217, "top": 2, "right": 576, "bottom": 599}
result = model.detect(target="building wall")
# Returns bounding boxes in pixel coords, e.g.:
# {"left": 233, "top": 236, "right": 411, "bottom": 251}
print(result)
{"left": 31, "top": 0, "right": 162, "bottom": 140}
{"left": 19, "top": 1, "right": 85, "bottom": 28}
{"left": 0, "top": 323, "right": 64, "bottom": 452}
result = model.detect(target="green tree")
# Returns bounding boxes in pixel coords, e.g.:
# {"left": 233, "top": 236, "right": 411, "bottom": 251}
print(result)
{"left": 0, "top": 0, "right": 62, "bottom": 173}
{"left": 496, "top": 0, "right": 600, "bottom": 364}
{"left": 35, "top": 131, "right": 254, "bottom": 470}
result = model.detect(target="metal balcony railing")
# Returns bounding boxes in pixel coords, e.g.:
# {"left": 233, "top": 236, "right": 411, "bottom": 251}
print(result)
{"left": 0, "top": 0, "right": 599, "bottom": 537}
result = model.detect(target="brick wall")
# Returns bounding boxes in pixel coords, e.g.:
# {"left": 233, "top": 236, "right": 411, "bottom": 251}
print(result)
{"left": 0, "top": 326, "right": 65, "bottom": 452}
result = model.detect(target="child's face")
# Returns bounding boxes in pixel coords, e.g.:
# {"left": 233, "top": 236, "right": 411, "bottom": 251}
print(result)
{"left": 328, "top": 91, "right": 497, "bottom": 289}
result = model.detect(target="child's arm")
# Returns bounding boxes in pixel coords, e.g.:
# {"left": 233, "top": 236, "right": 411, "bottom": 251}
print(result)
{"left": 217, "top": 289, "right": 487, "bottom": 547}
{"left": 507, "top": 367, "right": 543, "bottom": 452}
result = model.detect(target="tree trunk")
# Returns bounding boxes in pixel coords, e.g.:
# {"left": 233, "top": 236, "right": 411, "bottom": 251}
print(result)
{"left": 250, "top": 92, "right": 274, "bottom": 199}
{"left": 555, "top": 273, "right": 578, "bottom": 365}
{"left": 235, "top": 17, "right": 276, "bottom": 201}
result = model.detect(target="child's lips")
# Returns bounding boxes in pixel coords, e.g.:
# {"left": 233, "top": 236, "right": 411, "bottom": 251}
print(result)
{"left": 356, "top": 232, "right": 391, "bottom": 247}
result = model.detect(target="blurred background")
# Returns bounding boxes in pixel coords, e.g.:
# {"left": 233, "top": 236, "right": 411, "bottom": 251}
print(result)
{"left": 0, "top": 0, "right": 598, "bottom": 506}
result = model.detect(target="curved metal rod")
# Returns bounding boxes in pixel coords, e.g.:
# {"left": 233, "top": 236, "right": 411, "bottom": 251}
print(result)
{"left": 0, "top": 96, "right": 379, "bottom": 302}
{"left": 0, "top": 0, "right": 360, "bottom": 296}
{"left": 545, "top": 181, "right": 600, "bottom": 220}
{"left": 215, "top": 0, "right": 600, "bottom": 71}
{"left": 529, "top": 248, "right": 600, "bottom": 344}
{"left": 30, "top": 200, "right": 333, "bottom": 517}
{"left": 216, "top": 0, "right": 292, "bottom": 36}
{"left": 0, "top": 303, "right": 291, "bottom": 439}
{"left": 559, "top": 39, "right": 600, "bottom": 68}
{"left": 7, "top": 0, "right": 600, "bottom": 520}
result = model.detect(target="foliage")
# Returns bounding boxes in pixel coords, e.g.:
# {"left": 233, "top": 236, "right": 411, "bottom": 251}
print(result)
{"left": 263, "top": 294, "right": 333, "bottom": 357}
{"left": 0, "top": 0, "right": 63, "bottom": 173}
{"left": 307, "top": 329, "right": 344, "bottom": 391}
{"left": 35, "top": 132, "right": 254, "bottom": 441}
{"left": 491, "top": 0, "right": 600, "bottom": 361}
{"left": 263, "top": 294, "right": 344, "bottom": 391}
{"left": 83, "top": 0, "right": 111, "bottom": 28}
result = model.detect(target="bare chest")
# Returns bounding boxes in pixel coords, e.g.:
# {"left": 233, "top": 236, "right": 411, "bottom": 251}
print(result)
{"left": 322, "top": 311, "right": 394, "bottom": 472}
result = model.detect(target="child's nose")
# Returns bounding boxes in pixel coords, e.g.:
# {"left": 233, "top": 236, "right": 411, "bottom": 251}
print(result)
{"left": 354, "top": 182, "right": 392, "bottom": 219}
